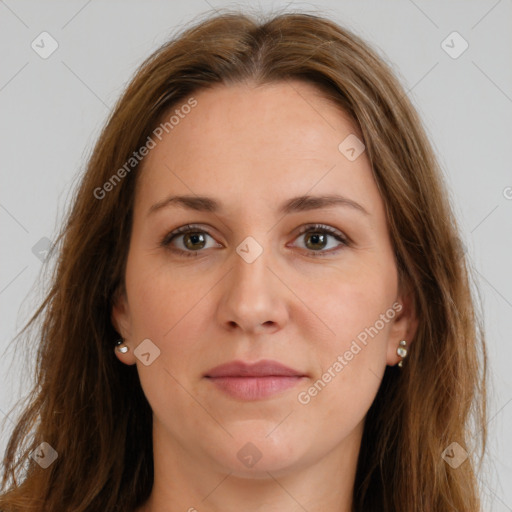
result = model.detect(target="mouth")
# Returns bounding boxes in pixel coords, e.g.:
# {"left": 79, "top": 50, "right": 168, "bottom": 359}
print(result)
{"left": 204, "top": 359, "right": 307, "bottom": 401}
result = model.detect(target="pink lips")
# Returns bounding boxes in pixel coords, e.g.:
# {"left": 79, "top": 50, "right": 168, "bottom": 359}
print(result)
{"left": 205, "top": 360, "right": 307, "bottom": 401}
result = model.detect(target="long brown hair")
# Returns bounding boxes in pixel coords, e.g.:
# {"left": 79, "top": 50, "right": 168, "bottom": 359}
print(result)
{"left": 0, "top": 8, "right": 487, "bottom": 512}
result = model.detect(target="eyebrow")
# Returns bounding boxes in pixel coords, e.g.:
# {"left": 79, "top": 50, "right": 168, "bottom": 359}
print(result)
{"left": 147, "top": 193, "right": 369, "bottom": 217}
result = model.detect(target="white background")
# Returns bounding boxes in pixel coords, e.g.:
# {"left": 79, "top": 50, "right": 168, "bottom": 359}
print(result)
{"left": 1, "top": 0, "right": 511, "bottom": 509}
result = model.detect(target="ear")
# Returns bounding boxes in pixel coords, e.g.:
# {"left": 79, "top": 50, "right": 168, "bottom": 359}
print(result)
{"left": 111, "top": 284, "right": 137, "bottom": 366}
{"left": 386, "top": 286, "right": 418, "bottom": 366}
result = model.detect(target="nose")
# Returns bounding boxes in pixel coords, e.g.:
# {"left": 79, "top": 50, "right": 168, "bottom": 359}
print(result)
{"left": 216, "top": 239, "right": 289, "bottom": 335}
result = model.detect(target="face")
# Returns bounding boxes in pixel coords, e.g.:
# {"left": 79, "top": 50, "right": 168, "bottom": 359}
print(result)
{"left": 112, "top": 80, "right": 416, "bottom": 478}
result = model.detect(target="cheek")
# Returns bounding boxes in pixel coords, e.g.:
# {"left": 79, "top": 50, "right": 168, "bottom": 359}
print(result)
{"left": 125, "top": 259, "right": 210, "bottom": 426}
{"left": 296, "top": 276, "right": 394, "bottom": 432}
{"left": 303, "top": 256, "right": 398, "bottom": 397}
{"left": 125, "top": 248, "right": 201, "bottom": 336}
{"left": 125, "top": 252, "right": 216, "bottom": 383}
{"left": 301, "top": 361, "right": 381, "bottom": 448}
{"left": 329, "top": 282, "right": 393, "bottom": 350}
{"left": 306, "top": 259, "right": 397, "bottom": 343}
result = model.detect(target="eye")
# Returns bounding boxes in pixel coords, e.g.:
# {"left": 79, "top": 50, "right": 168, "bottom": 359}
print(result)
{"left": 289, "top": 224, "right": 348, "bottom": 257}
{"left": 160, "top": 224, "right": 220, "bottom": 257}
{"left": 160, "top": 223, "right": 349, "bottom": 258}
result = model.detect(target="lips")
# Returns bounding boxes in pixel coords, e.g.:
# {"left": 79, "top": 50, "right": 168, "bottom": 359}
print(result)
{"left": 204, "top": 360, "right": 307, "bottom": 400}
{"left": 205, "top": 359, "right": 306, "bottom": 378}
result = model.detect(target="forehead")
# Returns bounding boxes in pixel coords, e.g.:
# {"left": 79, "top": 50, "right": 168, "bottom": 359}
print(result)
{"left": 135, "top": 80, "right": 374, "bottom": 213}
{"left": 154, "top": 80, "right": 359, "bottom": 151}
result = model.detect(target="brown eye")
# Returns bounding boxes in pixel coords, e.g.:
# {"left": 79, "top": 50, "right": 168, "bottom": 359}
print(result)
{"left": 161, "top": 225, "right": 220, "bottom": 257}
{"left": 304, "top": 232, "right": 328, "bottom": 251}
{"left": 182, "top": 232, "right": 207, "bottom": 250}
{"left": 292, "top": 224, "right": 348, "bottom": 256}
{"left": 161, "top": 223, "right": 348, "bottom": 258}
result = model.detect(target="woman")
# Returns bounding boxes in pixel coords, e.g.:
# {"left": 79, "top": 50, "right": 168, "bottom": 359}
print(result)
{"left": 0, "top": 9, "right": 487, "bottom": 512}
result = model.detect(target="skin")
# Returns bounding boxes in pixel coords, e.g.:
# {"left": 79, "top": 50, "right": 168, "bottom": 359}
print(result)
{"left": 112, "top": 80, "right": 417, "bottom": 512}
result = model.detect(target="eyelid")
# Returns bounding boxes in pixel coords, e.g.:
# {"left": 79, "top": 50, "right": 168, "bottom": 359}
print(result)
{"left": 292, "top": 223, "right": 347, "bottom": 242}
{"left": 160, "top": 224, "right": 220, "bottom": 250}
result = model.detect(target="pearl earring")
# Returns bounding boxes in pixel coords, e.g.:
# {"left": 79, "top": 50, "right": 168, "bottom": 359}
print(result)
{"left": 115, "top": 339, "right": 129, "bottom": 354}
{"left": 397, "top": 340, "right": 407, "bottom": 367}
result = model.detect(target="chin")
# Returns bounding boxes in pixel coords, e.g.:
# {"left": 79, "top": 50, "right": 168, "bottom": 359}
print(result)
{"left": 212, "top": 431, "right": 307, "bottom": 478}
{"left": 228, "top": 455, "right": 304, "bottom": 479}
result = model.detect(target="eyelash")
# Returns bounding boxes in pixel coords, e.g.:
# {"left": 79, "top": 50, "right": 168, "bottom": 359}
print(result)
{"left": 160, "top": 223, "right": 349, "bottom": 259}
